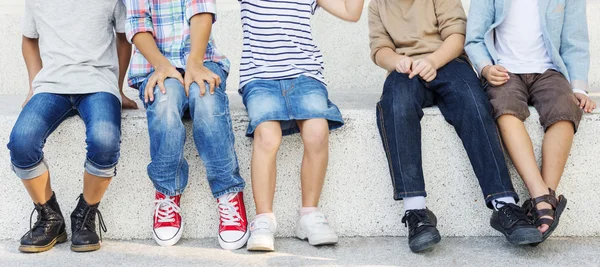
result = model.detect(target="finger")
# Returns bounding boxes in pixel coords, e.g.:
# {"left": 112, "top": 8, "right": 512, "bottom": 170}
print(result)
{"left": 157, "top": 78, "right": 167, "bottom": 96}
{"left": 131, "top": 101, "right": 139, "bottom": 109}
{"left": 144, "top": 78, "right": 156, "bottom": 103}
{"left": 418, "top": 65, "right": 431, "bottom": 78}
{"left": 403, "top": 61, "right": 412, "bottom": 73}
{"left": 496, "top": 65, "right": 508, "bottom": 72}
{"left": 579, "top": 97, "right": 586, "bottom": 108}
{"left": 424, "top": 69, "right": 436, "bottom": 82}
{"left": 184, "top": 77, "right": 192, "bottom": 97}
{"left": 209, "top": 78, "right": 216, "bottom": 95}
{"left": 584, "top": 98, "right": 593, "bottom": 113}
{"left": 199, "top": 79, "right": 207, "bottom": 97}
{"left": 215, "top": 75, "right": 222, "bottom": 87}
{"left": 410, "top": 62, "right": 425, "bottom": 79}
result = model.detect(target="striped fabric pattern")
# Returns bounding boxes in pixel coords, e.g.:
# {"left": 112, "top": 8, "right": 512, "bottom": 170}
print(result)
{"left": 125, "top": 0, "right": 230, "bottom": 89}
{"left": 239, "top": 0, "right": 325, "bottom": 88}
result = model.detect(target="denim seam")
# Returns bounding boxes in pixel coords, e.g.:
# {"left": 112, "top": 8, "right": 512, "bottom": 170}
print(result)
{"left": 376, "top": 101, "right": 399, "bottom": 199}
{"left": 449, "top": 67, "right": 507, "bottom": 194}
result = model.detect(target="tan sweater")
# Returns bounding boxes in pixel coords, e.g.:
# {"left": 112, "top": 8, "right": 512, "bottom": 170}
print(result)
{"left": 368, "top": 0, "right": 467, "bottom": 63}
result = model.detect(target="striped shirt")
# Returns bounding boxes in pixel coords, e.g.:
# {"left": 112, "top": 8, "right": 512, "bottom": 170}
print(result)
{"left": 239, "top": 0, "right": 325, "bottom": 88}
{"left": 125, "top": 0, "right": 230, "bottom": 89}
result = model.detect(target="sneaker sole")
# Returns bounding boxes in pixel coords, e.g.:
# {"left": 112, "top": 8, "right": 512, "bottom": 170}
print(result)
{"left": 153, "top": 220, "right": 184, "bottom": 247}
{"left": 219, "top": 230, "right": 250, "bottom": 250}
{"left": 296, "top": 230, "right": 338, "bottom": 246}
{"left": 71, "top": 243, "right": 101, "bottom": 252}
{"left": 247, "top": 237, "right": 275, "bottom": 252}
{"left": 409, "top": 231, "right": 441, "bottom": 253}
{"left": 491, "top": 222, "right": 542, "bottom": 245}
{"left": 19, "top": 231, "right": 68, "bottom": 253}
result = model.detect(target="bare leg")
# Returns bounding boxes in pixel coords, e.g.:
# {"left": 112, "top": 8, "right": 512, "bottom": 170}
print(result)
{"left": 497, "top": 115, "right": 551, "bottom": 233}
{"left": 541, "top": 121, "right": 574, "bottom": 190}
{"left": 83, "top": 171, "right": 112, "bottom": 205}
{"left": 22, "top": 170, "right": 53, "bottom": 204}
{"left": 251, "top": 121, "right": 283, "bottom": 214}
{"left": 297, "top": 119, "right": 329, "bottom": 208}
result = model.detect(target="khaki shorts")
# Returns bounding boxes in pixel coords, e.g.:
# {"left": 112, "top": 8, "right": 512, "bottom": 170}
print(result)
{"left": 487, "top": 69, "right": 582, "bottom": 132}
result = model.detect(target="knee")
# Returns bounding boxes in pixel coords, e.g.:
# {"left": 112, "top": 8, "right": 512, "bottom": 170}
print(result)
{"left": 301, "top": 124, "right": 329, "bottom": 152}
{"left": 254, "top": 126, "right": 282, "bottom": 153}
{"left": 8, "top": 125, "right": 44, "bottom": 165}
{"left": 86, "top": 121, "right": 120, "bottom": 164}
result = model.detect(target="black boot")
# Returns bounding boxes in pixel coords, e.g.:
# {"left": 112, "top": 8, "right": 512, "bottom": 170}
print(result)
{"left": 19, "top": 192, "right": 67, "bottom": 253}
{"left": 402, "top": 209, "right": 441, "bottom": 253}
{"left": 70, "top": 194, "right": 106, "bottom": 252}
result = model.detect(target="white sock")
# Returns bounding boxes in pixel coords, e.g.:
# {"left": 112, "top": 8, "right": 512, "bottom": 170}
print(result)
{"left": 492, "top": 197, "right": 517, "bottom": 210}
{"left": 300, "top": 207, "right": 318, "bottom": 216}
{"left": 403, "top": 196, "right": 426, "bottom": 213}
{"left": 255, "top": 212, "right": 276, "bottom": 222}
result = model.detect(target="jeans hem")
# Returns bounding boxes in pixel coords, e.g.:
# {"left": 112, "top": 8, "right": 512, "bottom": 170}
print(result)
{"left": 394, "top": 191, "right": 427, "bottom": 201}
{"left": 484, "top": 191, "right": 520, "bottom": 209}
{"left": 11, "top": 159, "right": 49, "bottom": 180}
{"left": 154, "top": 186, "right": 185, "bottom": 197}
{"left": 213, "top": 186, "right": 245, "bottom": 199}
{"left": 84, "top": 160, "right": 117, "bottom": 178}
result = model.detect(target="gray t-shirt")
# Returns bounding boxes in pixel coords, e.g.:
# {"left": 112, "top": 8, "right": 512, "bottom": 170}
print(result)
{"left": 22, "top": 0, "right": 126, "bottom": 102}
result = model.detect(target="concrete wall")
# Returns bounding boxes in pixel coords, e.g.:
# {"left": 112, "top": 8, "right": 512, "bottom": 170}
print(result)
{"left": 1, "top": 0, "right": 600, "bottom": 96}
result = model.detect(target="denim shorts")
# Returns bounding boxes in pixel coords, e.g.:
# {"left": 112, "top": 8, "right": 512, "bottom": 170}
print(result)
{"left": 240, "top": 75, "right": 344, "bottom": 137}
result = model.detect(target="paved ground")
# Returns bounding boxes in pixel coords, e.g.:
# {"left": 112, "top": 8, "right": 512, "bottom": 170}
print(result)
{"left": 1, "top": 237, "right": 599, "bottom": 267}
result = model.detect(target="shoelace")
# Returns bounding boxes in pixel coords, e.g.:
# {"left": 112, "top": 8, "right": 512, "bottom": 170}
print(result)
{"left": 154, "top": 197, "right": 181, "bottom": 223}
{"left": 401, "top": 210, "right": 430, "bottom": 228}
{"left": 495, "top": 201, "right": 530, "bottom": 225}
{"left": 218, "top": 194, "right": 242, "bottom": 227}
{"left": 78, "top": 207, "right": 107, "bottom": 241}
{"left": 28, "top": 206, "right": 43, "bottom": 238}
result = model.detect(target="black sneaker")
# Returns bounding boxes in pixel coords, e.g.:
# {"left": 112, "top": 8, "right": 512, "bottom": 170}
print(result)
{"left": 490, "top": 201, "right": 542, "bottom": 245}
{"left": 401, "top": 209, "right": 441, "bottom": 253}
{"left": 70, "top": 194, "right": 107, "bottom": 252}
{"left": 19, "top": 193, "right": 68, "bottom": 253}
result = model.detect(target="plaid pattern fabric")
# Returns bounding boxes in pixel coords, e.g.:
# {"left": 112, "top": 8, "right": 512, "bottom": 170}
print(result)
{"left": 125, "top": 0, "right": 230, "bottom": 88}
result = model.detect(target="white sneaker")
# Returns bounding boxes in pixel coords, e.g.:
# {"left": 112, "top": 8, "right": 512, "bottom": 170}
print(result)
{"left": 296, "top": 211, "right": 338, "bottom": 246}
{"left": 246, "top": 215, "right": 276, "bottom": 251}
{"left": 152, "top": 191, "right": 183, "bottom": 246}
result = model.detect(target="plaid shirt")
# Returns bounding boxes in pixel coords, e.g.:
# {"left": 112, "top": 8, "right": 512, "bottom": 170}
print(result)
{"left": 125, "top": 0, "right": 230, "bottom": 88}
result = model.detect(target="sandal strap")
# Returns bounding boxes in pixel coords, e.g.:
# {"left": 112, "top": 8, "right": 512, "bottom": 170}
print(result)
{"left": 532, "top": 194, "right": 557, "bottom": 208}
{"left": 535, "top": 218, "right": 555, "bottom": 228}
{"left": 534, "top": 208, "right": 555, "bottom": 218}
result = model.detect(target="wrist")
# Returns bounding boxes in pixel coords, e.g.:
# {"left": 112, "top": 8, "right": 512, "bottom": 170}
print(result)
{"left": 425, "top": 55, "right": 439, "bottom": 70}
{"left": 481, "top": 65, "right": 492, "bottom": 78}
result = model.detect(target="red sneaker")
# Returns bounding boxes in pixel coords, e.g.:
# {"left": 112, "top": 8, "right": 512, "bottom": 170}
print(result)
{"left": 217, "top": 192, "right": 249, "bottom": 249}
{"left": 152, "top": 191, "right": 183, "bottom": 246}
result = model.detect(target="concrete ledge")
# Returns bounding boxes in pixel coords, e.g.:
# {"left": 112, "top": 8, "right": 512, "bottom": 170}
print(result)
{"left": 1, "top": 93, "right": 599, "bottom": 240}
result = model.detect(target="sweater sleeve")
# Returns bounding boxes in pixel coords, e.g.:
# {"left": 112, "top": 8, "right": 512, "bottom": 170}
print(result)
{"left": 433, "top": 0, "right": 467, "bottom": 40}
{"left": 368, "top": 0, "right": 396, "bottom": 64}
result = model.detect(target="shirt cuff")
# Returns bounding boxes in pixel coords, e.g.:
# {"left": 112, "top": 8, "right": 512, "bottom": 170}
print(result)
{"left": 186, "top": 0, "right": 217, "bottom": 24}
{"left": 126, "top": 18, "right": 155, "bottom": 43}
{"left": 573, "top": 88, "right": 588, "bottom": 96}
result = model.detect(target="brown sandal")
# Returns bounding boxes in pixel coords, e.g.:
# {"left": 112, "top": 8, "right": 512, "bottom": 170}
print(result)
{"left": 525, "top": 188, "right": 567, "bottom": 245}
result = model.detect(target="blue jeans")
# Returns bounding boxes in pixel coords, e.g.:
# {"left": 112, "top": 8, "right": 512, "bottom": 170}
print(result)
{"left": 8, "top": 92, "right": 121, "bottom": 179}
{"left": 140, "top": 61, "right": 245, "bottom": 198}
{"left": 241, "top": 75, "right": 344, "bottom": 137}
{"left": 376, "top": 58, "right": 518, "bottom": 209}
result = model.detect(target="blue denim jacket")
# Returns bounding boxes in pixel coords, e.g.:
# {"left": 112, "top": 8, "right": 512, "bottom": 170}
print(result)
{"left": 465, "top": 0, "right": 589, "bottom": 91}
